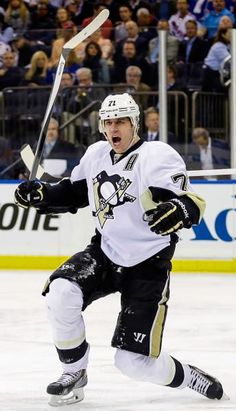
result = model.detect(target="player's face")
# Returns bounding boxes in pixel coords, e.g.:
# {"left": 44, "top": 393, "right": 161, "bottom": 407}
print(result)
{"left": 104, "top": 117, "right": 135, "bottom": 154}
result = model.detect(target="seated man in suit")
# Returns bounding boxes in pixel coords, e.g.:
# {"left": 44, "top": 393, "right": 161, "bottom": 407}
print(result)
{"left": 42, "top": 117, "right": 85, "bottom": 178}
{"left": 142, "top": 107, "right": 178, "bottom": 144}
{"left": 185, "top": 127, "right": 230, "bottom": 179}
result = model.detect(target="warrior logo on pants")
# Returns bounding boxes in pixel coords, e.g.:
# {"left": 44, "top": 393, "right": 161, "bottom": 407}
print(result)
{"left": 92, "top": 170, "right": 136, "bottom": 228}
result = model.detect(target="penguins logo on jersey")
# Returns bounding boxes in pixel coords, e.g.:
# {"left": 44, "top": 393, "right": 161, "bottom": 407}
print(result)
{"left": 92, "top": 170, "right": 136, "bottom": 228}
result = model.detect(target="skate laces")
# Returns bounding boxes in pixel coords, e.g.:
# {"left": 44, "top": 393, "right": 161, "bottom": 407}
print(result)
{"left": 188, "top": 368, "right": 211, "bottom": 395}
{"left": 57, "top": 371, "right": 82, "bottom": 386}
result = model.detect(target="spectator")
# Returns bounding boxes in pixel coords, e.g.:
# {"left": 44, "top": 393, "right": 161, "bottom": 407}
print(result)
{"left": 136, "top": 7, "right": 157, "bottom": 42}
{"left": 74, "top": 67, "right": 106, "bottom": 98}
{"left": 177, "top": 19, "right": 209, "bottom": 89}
{"left": 186, "top": 127, "right": 230, "bottom": 176}
{"left": 112, "top": 39, "right": 153, "bottom": 87}
{"left": 152, "top": 0, "right": 177, "bottom": 20}
{"left": 127, "top": 0, "right": 153, "bottom": 19}
{"left": 4, "top": 0, "right": 31, "bottom": 35}
{"left": 112, "top": 40, "right": 140, "bottom": 83}
{"left": 201, "top": 0, "right": 234, "bottom": 39}
{"left": 88, "top": 28, "right": 113, "bottom": 62}
{"left": 123, "top": 20, "right": 149, "bottom": 57}
{"left": 208, "top": 0, "right": 234, "bottom": 12}
{"left": 148, "top": 19, "right": 179, "bottom": 64}
{"left": 48, "top": 22, "right": 78, "bottom": 69}
{"left": 41, "top": 117, "right": 84, "bottom": 178}
{"left": 142, "top": 107, "right": 178, "bottom": 146}
{"left": 100, "top": 0, "right": 119, "bottom": 23}
{"left": 23, "top": 50, "right": 49, "bottom": 86}
{"left": 52, "top": 70, "right": 75, "bottom": 118}
{"left": 0, "top": 42, "right": 11, "bottom": 69}
{"left": 82, "top": 41, "right": 110, "bottom": 83}
{"left": 65, "top": 0, "right": 93, "bottom": 26}
{"left": 169, "top": 0, "right": 197, "bottom": 41}
{"left": 125, "top": 65, "right": 150, "bottom": 109}
{"left": 29, "top": 0, "right": 57, "bottom": 18}
{"left": 60, "top": 70, "right": 75, "bottom": 89}
{"left": 167, "top": 63, "right": 187, "bottom": 91}
{"left": 56, "top": 7, "right": 74, "bottom": 37}
{"left": 48, "top": 45, "right": 81, "bottom": 84}
{"left": 64, "top": 67, "right": 106, "bottom": 145}
{"left": 218, "top": 14, "right": 234, "bottom": 28}
{"left": 27, "top": 1, "right": 56, "bottom": 46}
{"left": 0, "top": 11, "right": 14, "bottom": 45}
{"left": 114, "top": 4, "right": 133, "bottom": 44}
{"left": 178, "top": 20, "right": 208, "bottom": 64}
{"left": 81, "top": 2, "right": 113, "bottom": 39}
{"left": 0, "top": 50, "right": 24, "bottom": 90}
{"left": 11, "top": 33, "right": 36, "bottom": 68}
{"left": 202, "top": 26, "right": 230, "bottom": 92}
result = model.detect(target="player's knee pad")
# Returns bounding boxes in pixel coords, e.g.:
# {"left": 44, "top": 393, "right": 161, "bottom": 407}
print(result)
{"left": 46, "top": 278, "right": 83, "bottom": 316}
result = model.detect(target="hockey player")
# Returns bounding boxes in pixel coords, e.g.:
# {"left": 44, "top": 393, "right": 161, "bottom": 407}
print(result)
{"left": 15, "top": 93, "right": 227, "bottom": 406}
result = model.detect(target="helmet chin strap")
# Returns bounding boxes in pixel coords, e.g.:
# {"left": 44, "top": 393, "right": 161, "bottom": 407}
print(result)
{"left": 124, "top": 129, "right": 139, "bottom": 153}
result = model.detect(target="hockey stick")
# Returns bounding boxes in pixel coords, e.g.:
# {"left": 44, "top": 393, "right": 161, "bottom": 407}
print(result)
{"left": 21, "top": 144, "right": 236, "bottom": 180}
{"left": 28, "top": 8, "right": 110, "bottom": 181}
{"left": 21, "top": 144, "right": 61, "bottom": 182}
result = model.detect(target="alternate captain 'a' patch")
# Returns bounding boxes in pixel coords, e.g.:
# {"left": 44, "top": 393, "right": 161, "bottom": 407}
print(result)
{"left": 92, "top": 170, "right": 136, "bottom": 228}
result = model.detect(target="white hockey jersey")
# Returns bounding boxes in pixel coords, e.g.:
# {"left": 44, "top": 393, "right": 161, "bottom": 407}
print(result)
{"left": 71, "top": 140, "right": 205, "bottom": 267}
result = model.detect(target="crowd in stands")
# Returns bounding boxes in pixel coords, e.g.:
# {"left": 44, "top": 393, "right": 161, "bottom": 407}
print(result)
{"left": 0, "top": 0, "right": 234, "bottom": 179}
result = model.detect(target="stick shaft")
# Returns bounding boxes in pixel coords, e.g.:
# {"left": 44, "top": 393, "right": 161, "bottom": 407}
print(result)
{"left": 28, "top": 8, "right": 110, "bottom": 181}
{"left": 29, "top": 51, "right": 67, "bottom": 180}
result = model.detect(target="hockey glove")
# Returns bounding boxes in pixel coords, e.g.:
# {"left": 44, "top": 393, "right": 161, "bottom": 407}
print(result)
{"left": 14, "top": 180, "right": 47, "bottom": 209}
{"left": 143, "top": 198, "right": 192, "bottom": 235}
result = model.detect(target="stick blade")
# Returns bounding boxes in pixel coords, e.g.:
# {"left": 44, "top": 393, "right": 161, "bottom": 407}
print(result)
{"left": 20, "top": 144, "right": 61, "bottom": 182}
{"left": 21, "top": 144, "right": 44, "bottom": 179}
{"left": 63, "top": 9, "right": 110, "bottom": 49}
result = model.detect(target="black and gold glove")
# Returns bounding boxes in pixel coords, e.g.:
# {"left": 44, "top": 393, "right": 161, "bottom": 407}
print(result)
{"left": 14, "top": 180, "right": 47, "bottom": 209}
{"left": 143, "top": 198, "right": 192, "bottom": 235}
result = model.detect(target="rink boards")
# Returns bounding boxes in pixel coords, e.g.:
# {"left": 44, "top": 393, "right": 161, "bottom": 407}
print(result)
{"left": 1, "top": 180, "right": 236, "bottom": 272}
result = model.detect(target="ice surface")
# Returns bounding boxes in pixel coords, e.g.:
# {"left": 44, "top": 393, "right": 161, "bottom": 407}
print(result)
{"left": 0, "top": 271, "right": 235, "bottom": 411}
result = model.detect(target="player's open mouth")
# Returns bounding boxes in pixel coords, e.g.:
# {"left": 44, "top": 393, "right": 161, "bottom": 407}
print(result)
{"left": 112, "top": 137, "right": 121, "bottom": 144}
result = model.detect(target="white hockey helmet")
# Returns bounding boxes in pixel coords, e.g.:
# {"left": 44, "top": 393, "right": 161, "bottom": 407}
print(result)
{"left": 99, "top": 93, "right": 140, "bottom": 134}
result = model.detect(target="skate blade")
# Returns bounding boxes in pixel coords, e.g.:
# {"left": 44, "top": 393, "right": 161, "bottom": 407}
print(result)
{"left": 222, "top": 391, "right": 230, "bottom": 400}
{"left": 48, "top": 387, "right": 84, "bottom": 407}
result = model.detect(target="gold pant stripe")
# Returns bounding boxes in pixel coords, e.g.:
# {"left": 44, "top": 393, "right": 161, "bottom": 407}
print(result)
{"left": 150, "top": 305, "right": 166, "bottom": 357}
{"left": 149, "top": 274, "right": 169, "bottom": 357}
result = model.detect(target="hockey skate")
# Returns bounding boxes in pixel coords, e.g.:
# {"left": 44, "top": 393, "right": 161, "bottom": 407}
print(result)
{"left": 188, "top": 365, "right": 229, "bottom": 400}
{"left": 47, "top": 369, "right": 87, "bottom": 407}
